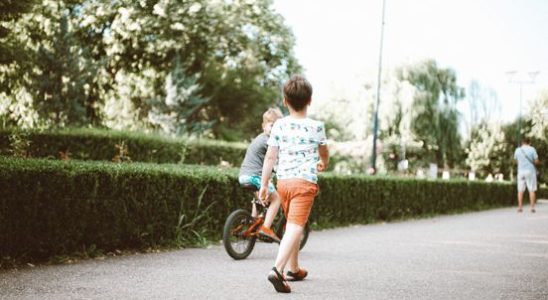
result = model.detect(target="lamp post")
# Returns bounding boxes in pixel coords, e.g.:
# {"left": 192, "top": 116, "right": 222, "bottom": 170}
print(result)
{"left": 370, "top": 0, "right": 387, "bottom": 174}
{"left": 506, "top": 70, "right": 539, "bottom": 146}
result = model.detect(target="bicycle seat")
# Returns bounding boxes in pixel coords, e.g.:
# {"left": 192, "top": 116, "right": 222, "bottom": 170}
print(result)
{"left": 240, "top": 183, "right": 259, "bottom": 192}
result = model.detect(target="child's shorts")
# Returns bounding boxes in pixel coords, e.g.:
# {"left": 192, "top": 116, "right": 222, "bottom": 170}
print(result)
{"left": 238, "top": 175, "right": 276, "bottom": 193}
{"left": 277, "top": 179, "right": 318, "bottom": 227}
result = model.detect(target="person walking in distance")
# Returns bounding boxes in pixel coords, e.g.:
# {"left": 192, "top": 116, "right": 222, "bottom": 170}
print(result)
{"left": 514, "top": 137, "right": 540, "bottom": 213}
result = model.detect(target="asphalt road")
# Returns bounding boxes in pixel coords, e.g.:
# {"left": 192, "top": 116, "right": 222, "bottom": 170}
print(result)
{"left": 1, "top": 201, "right": 548, "bottom": 300}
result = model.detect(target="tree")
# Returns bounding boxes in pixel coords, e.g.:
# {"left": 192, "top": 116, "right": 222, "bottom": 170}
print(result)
{"left": 31, "top": 3, "right": 92, "bottom": 126}
{"left": 527, "top": 90, "right": 548, "bottom": 184}
{"left": 466, "top": 80, "right": 501, "bottom": 138}
{"left": 148, "top": 54, "right": 211, "bottom": 136}
{"left": 465, "top": 122, "right": 506, "bottom": 176}
{"left": 0, "top": 0, "right": 300, "bottom": 137}
{"left": 0, "top": 0, "right": 40, "bottom": 128}
{"left": 397, "top": 59, "right": 465, "bottom": 168}
{"left": 73, "top": 0, "right": 300, "bottom": 138}
{"left": 0, "top": 0, "right": 38, "bottom": 66}
{"left": 529, "top": 89, "right": 548, "bottom": 141}
{"left": 1, "top": 0, "right": 101, "bottom": 127}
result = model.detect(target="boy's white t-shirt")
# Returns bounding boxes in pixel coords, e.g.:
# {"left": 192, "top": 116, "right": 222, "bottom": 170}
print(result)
{"left": 267, "top": 116, "right": 327, "bottom": 184}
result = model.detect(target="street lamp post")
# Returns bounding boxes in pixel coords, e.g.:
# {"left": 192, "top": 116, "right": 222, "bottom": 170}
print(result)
{"left": 506, "top": 70, "right": 539, "bottom": 146}
{"left": 370, "top": 0, "right": 387, "bottom": 174}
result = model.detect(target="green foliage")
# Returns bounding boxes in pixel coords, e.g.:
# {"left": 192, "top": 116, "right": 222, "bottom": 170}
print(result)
{"left": 0, "top": 157, "right": 245, "bottom": 260}
{"left": 529, "top": 89, "right": 548, "bottom": 141}
{"left": 0, "top": 0, "right": 300, "bottom": 139}
{"left": 148, "top": 55, "right": 212, "bottom": 136}
{"left": 174, "top": 185, "right": 215, "bottom": 247}
{"left": 398, "top": 59, "right": 465, "bottom": 168}
{"left": 0, "top": 156, "right": 527, "bottom": 262}
{"left": 7, "top": 130, "right": 31, "bottom": 158}
{"left": 465, "top": 122, "right": 506, "bottom": 176}
{"left": 0, "top": 128, "right": 247, "bottom": 166}
{"left": 464, "top": 111, "right": 547, "bottom": 185}
{"left": 313, "top": 174, "right": 516, "bottom": 226}
{"left": 0, "top": 0, "right": 38, "bottom": 64}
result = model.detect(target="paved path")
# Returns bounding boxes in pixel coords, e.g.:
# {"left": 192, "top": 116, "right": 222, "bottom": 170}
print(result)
{"left": 2, "top": 201, "right": 548, "bottom": 300}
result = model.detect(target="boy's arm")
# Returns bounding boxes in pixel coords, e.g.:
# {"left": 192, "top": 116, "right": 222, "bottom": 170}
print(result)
{"left": 259, "top": 146, "right": 279, "bottom": 202}
{"left": 317, "top": 144, "right": 329, "bottom": 172}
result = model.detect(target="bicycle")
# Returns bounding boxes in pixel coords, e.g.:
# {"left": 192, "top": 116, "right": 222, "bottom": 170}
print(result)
{"left": 222, "top": 183, "right": 310, "bottom": 260}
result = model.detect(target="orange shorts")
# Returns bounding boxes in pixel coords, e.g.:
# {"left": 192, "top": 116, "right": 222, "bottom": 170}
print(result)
{"left": 277, "top": 179, "right": 319, "bottom": 227}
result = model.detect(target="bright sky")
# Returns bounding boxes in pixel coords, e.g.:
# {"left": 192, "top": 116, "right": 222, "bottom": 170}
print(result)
{"left": 273, "top": 0, "right": 548, "bottom": 126}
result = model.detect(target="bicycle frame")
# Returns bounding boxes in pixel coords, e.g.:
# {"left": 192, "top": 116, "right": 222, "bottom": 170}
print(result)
{"left": 222, "top": 187, "right": 310, "bottom": 260}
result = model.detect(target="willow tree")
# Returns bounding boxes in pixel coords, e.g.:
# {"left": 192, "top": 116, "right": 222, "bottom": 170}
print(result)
{"left": 398, "top": 59, "right": 465, "bottom": 168}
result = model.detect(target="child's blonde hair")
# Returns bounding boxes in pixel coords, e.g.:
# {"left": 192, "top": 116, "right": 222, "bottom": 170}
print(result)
{"left": 263, "top": 107, "right": 283, "bottom": 124}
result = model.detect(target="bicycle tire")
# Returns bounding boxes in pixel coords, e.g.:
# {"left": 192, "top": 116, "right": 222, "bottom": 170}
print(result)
{"left": 300, "top": 222, "right": 310, "bottom": 250}
{"left": 222, "top": 209, "right": 257, "bottom": 260}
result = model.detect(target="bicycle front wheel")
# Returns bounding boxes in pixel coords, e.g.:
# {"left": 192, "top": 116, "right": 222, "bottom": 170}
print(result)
{"left": 299, "top": 222, "right": 310, "bottom": 250}
{"left": 222, "top": 209, "right": 257, "bottom": 260}
{"left": 275, "top": 216, "right": 311, "bottom": 250}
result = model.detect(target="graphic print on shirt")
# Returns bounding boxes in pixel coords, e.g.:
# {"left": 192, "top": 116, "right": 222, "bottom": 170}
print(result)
{"left": 268, "top": 117, "right": 327, "bottom": 183}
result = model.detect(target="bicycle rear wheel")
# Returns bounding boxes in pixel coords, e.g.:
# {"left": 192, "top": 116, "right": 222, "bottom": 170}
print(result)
{"left": 222, "top": 209, "right": 257, "bottom": 260}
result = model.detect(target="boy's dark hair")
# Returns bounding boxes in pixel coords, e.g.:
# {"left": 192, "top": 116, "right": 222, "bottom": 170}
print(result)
{"left": 283, "top": 74, "right": 312, "bottom": 111}
{"left": 522, "top": 137, "right": 530, "bottom": 144}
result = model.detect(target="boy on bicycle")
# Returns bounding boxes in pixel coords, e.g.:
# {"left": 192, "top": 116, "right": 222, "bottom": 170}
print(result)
{"left": 259, "top": 74, "right": 329, "bottom": 293}
{"left": 238, "top": 108, "right": 284, "bottom": 242}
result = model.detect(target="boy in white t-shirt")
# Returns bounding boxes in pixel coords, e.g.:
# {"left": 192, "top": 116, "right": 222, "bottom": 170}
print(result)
{"left": 259, "top": 75, "right": 329, "bottom": 293}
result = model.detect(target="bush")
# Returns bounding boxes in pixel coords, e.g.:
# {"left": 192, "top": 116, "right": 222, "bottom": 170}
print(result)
{"left": 313, "top": 174, "right": 517, "bottom": 226}
{"left": 0, "top": 128, "right": 247, "bottom": 166}
{"left": 0, "top": 157, "right": 526, "bottom": 262}
{"left": 0, "top": 157, "right": 247, "bottom": 261}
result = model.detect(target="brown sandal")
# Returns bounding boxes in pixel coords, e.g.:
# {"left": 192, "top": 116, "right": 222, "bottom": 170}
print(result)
{"left": 286, "top": 268, "right": 308, "bottom": 281}
{"left": 267, "top": 267, "right": 291, "bottom": 293}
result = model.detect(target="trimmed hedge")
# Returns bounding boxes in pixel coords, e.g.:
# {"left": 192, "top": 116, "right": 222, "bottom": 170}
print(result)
{"left": 0, "top": 157, "right": 529, "bottom": 261}
{"left": 0, "top": 157, "right": 248, "bottom": 261}
{"left": 0, "top": 128, "right": 247, "bottom": 166}
{"left": 313, "top": 174, "right": 518, "bottom": 226}
{"left": 538, "top": 188, "right": 548, "bottom": 199}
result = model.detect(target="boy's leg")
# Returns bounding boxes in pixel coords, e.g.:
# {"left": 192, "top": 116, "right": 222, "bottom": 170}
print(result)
{"left": 251, "top": 193, "right": 258, "bottom": 218}
{"left": 273, "top": 223, "right": 303, "bottom": 273}
{"left": 263, "top": 191, "right": 280, "bottom": 228}
{"left": 274, "top": 180, "right": 316, "bottom": 271}
{"left": 267, "top": 180, "right": 316, "bottom": 292}
{"left": 259, "top": 191, "right": 282, "bottom": 242}
{"left": 285, "top": 223, "right": 304, "bottom": 272}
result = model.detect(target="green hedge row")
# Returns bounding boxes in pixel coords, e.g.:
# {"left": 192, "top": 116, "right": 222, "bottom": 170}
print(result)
{"left": 538, "top": 188, "right": 548, "bottom": 199}
{"left": 1, "top": 157, "right": 530, "bottom": 261}
{"left": 313, "top": 175, "right": 518, "bottom": 226}
{"left": 0, "top": 157, "right": 247, "bottom": 261}
{"left": 0, "top": 128, "right": 247, "bottom": 166}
